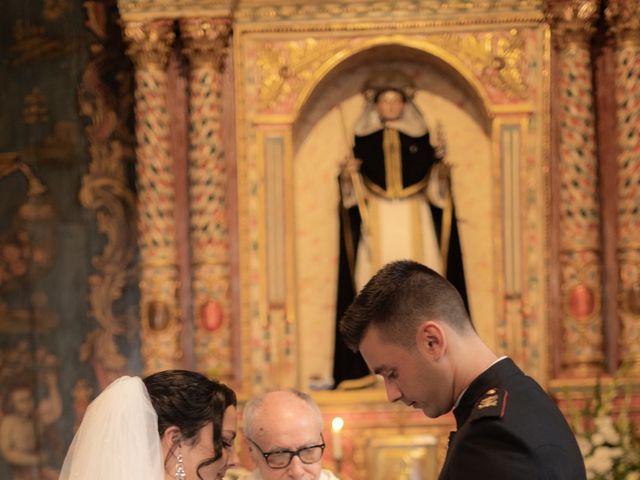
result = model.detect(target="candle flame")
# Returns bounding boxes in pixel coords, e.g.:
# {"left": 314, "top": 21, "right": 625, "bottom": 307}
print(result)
{"left": 331, "top": 416, "right": 344, "bottom": 432}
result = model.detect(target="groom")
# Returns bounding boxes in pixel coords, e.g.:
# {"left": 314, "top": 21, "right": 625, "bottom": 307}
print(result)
{"left": 339, "top": 260, "right": 585, "bottom": 479}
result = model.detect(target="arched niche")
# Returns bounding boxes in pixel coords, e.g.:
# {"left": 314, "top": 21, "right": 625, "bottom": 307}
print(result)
{"left": 292, "top": 41, "right": 492, "bottom": 149}
{"left": 238, "top": 27, "right": 548, "bottom": 394}
{"left": 291, "top": 43, "right": 498, "bottom": 389}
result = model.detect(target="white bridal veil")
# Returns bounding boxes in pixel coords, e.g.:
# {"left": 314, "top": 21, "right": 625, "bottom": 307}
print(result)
{"left": 59, "top": 376, "right": 164, "bottom": 480}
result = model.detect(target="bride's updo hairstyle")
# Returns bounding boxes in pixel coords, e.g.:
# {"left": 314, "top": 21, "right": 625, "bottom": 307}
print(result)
{"left": 143, "top": 370, "right": 237, "bottom": 473}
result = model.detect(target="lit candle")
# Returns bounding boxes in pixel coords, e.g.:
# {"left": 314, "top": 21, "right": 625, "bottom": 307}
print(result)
{"left": 331, "top": 416, "right": 344, "bottom": 461}
{"left": 409, "top": 454, "right": 422, "bottom": 480}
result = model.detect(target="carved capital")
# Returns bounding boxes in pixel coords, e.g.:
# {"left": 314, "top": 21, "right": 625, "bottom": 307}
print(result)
{"left": 546, "top": 0, "right": 600, "bottom": 48}
{"left": 123, "top": 20, "right": 175, "bottom": 69}
{"left": 606, "top": 0, "right": 640, "bottom": 46}
{"left": 180, "top": 18, "right": 231, "bottom": 70}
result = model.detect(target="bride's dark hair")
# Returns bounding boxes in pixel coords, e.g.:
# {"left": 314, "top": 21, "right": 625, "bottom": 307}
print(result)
{"left": 144, "top": 369, "right": 237, "bottom": 479}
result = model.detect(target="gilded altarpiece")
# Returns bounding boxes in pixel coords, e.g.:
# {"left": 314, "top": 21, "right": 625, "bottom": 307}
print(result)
{"left": 235, "top": 10, "right": 548, "bottom": 386}
{"left": 233, "top": 5, "right": 550, "bottom": 477}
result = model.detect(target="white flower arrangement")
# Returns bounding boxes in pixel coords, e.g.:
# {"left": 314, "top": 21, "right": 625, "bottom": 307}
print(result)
{"left": 573, "top": 375, "right": 640, "bottom": 480}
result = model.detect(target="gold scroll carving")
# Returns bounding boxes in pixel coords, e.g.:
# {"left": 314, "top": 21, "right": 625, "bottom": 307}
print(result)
{"left": 255, "top": 37, "right": 351, "bottom": 111}
{"left": 427, "top": 30, "right": 529, "bottom": 101}
{"left": 124, "top": 20, "right": 183, "bottom": 374}
{"left": 77, "top": 6, "right": 137, "bottom": 385}
{"left": 252, "top": 31, "right": 530, "bottom": 117}
{"left": 606, "top": 0, "right": 640, "bottom": 374}
{"left": 547, "top": 0, "right": 604, "bottom": 376}
{"left": 180, "top": 17, "right": 234, "bottom": 381}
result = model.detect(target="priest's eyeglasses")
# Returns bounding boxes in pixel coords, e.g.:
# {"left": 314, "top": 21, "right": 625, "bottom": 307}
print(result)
{"left": 247, "top": 435, "right": 325, "bottom": 469}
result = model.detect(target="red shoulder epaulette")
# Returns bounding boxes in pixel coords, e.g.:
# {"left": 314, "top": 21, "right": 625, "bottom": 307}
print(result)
{"left": 469, "top": 387, "right": 508, "bottom": 422}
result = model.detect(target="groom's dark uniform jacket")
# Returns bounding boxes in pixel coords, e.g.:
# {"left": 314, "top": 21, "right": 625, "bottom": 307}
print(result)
{"left": 439, "top": 358, "right": 586, "bottom": 480}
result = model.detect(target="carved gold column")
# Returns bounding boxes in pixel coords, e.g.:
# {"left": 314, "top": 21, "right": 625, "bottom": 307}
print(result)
{"left": 124, "top": 20, "right": 182, "bottom": 374}
{"left": 606, "top": 0, "right": 640, "bottom": 373}
{"left": 180, "top": 18, "right": 233, "bottom": 381}
{"left": 548, "top": 0, "right": 604, "bottom": 375}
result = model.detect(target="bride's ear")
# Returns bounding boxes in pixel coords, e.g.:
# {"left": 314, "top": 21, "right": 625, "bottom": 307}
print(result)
{"left": 160, "top": 426, "right": 182, "bottom": 453}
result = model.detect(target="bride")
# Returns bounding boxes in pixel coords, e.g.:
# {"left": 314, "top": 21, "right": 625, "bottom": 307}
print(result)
{"left": 59, "top": 370, "right": 238, "bottom": 480}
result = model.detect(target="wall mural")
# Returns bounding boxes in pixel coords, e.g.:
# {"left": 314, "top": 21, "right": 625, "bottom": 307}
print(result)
{"left": 0, "top": 1, "right": 138, "bottom": 478}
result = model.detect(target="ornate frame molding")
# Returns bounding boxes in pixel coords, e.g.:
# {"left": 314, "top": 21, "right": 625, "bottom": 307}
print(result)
{"left": 234, "top": 14, "right": 550, "bottom": 395}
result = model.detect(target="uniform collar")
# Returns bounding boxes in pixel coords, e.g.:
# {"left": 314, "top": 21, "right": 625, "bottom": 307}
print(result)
{"left": 452, "top": 357, "right": 519, "bottom": 428}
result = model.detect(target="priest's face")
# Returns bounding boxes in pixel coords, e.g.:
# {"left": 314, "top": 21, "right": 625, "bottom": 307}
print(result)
{"left": 375, "top": 90, "right": 405, "bottom": 121}
{"left": 359, "top": 325, "right": 454, "bottom": 418}
{"left": 247, "top": 392, "right": 324, "bottom": 480}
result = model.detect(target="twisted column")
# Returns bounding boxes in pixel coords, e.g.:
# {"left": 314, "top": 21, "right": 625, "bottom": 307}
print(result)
{"left": 180, "top": 18, "right": 233, "bottom": 381}
{"left": 124, "top": 20, "right": 181, "bottom": 374}
{"left": 606, "top": 0, "right": 640, "bottom": 374}
{"left": 548, "top": 0, "right": 604, "bottom": 376}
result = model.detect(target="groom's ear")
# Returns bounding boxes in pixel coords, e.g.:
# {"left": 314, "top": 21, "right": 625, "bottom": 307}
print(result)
{"left": 416, "top": 320, "right": 446, "bottom": 360}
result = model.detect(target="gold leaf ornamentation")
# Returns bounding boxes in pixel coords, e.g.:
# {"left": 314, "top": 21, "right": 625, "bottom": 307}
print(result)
{"left": 546, "top": 0, "right": 600, "bottom": 47}
{"left": 254, "top": 37, "right": 351, "bottom": 112}
{"left": 605, "top": 0, "right": 640, "bottom": 45}
{"left": 428, "top": 30, "right": 529, "bottom": 101}
{"left": 123, "top": 19, "right": 174, "bottom": 69}
{"left": 180, "top": 18, "right": 231, "bottom": 70}
{"left": 77, "top": 2, "right": 138, "bottom": 381}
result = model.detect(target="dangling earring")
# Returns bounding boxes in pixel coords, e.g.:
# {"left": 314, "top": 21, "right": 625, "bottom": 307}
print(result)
{"left": 175, "top": 446, "right": 186, "bottom": 480}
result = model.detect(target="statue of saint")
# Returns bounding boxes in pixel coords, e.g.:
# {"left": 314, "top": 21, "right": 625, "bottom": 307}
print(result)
{"left": 334, "top": 72, "right": 468, "bottom": 389}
